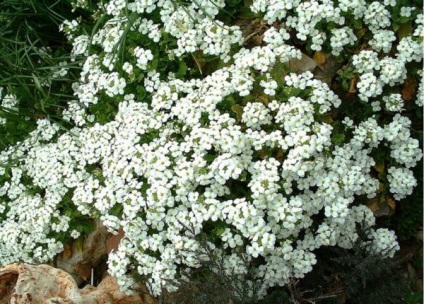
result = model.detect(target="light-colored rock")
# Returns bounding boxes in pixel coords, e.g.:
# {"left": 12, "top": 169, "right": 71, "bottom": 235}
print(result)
{"left": 286, "top": 52, "right": 317, "bottom": 73}
{"left": 106, "top": 228, "right": 125, "bottom": 254}
{"left": 56, "top": 220, "right": 109, "bottom": 285}
{"left": 0, "top": 263, "right": 111, "bottom": 303}
{"left": 313, "top": 54, "right": 343, "bottom": 86}
{"left": 0, "top": 263, "right": 147, "bottom": 304}
{"left": 281, "top": 52, "right": 318, "bottom": 84}
{"left": 97, "top": 275, "right": 154, "bottom": 304}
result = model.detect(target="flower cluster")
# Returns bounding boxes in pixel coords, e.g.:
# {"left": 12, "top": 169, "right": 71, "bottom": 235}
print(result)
{"left": 0, "top": 92, "right": 19, "bottom": 125}
{"left": 251, "top": 0, "right": 422, "bottom": 59}
{"left": 0, "top": 0, "right": 422, "bottom": 301}
{"left": 387, "top": 167, "right": 417, "bottom": 200}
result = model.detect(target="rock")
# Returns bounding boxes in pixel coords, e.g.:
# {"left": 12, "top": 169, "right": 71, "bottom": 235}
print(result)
{"left": 281, "top": 52, "right": 317, "bottom": 82}
{"left": 0, "top": 263, "right": 148, "bottom": 304}
{"left": 286, "top": 52, "right": 317, "bottom": 73}
{"left": 313, "top": 54, "right": 343, "bottom": 86}
{"left": 106, "top": 227, "right": 125, "bottom": 254}
{"left": 281, "top": 51, "right": 342, "bottom": 86}
{"left": 0, "top": 271, "right": 18, "bottom": 301}
{"left": 97, "top": 275, "right": 154, "bottom": 304}
{"left": 56, "top": 220, "right": 109, "bottom": 285}
{"left": 0, "top": 263, "right": 111, "bottom": 303}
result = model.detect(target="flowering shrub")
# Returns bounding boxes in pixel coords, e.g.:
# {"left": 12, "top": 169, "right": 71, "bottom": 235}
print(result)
{"left": 0, "top": 0, "right": 422, "bottom": 300}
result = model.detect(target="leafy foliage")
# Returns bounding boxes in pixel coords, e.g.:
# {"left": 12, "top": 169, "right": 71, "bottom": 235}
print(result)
{"left": 0, "top": 0, "right": 79, "bottom": 150}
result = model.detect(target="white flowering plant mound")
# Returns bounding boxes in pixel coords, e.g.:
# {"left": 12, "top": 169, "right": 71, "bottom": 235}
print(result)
{"left": 0, "top": 0, "right": 423, "bottom": 300}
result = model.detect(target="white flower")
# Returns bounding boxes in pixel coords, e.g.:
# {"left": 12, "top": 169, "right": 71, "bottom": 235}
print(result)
{"left": 134, "top": 47, "right": 153, "bottom": 70}
{"left": 417, "top": 70, "right": 424, "bottom": 107}
{"left": 352, "top": 50, "right": 380, "bottom": 73}
{"left": 363, "top": 2, "right": 391, "bottom": 31}
{"left": 106, "top": 0, "right": 126, "bottom": 16}
{"left": 99, "top": 72, "right": 126, "bottom": 97}
{"left": 338, "top": 0, "right": 367, "bottom": 18}
{"left": 70, "top": 230, "right": 81, "bottom": 239}
{"left": 330, "top": 27, "right": 357, "bottom": 56}
{"left": 414, "top": 13, "right": 424, "bottom": 37}
{"left": 383, "top": 94, "right": 404, "bottom": 112}
{"left": 400, "top": 7, "right": 415, "bottom": 18}
{"left": 52, "top": 61, "right": 69, "bottom": 78}
{"left": 397, "top": 36, "right": 423, "bottom": 63}
{"left": 369, "top": 29, "right": 396, "bottom": 53}
{"left": 259, "top": 73, "right": 278, "bottom": 96}
{"left": 242, "top": 102, "right": 272, "bottom": 129}
{"left": 387, "top": 167, "right": 417, "bottom": 200}
{"left": 35, "top": 119, "right": 60, "bottom": 141}
{"left": 371, "top": 101, "right": 381, "bottom": 112}
{"left": 368, "top": 228, "right": 400, "bottom": 258}
{"left": 122, "top": 62, "right": 134, "bottom": 74}
{"left": 379, "top": 58, "right": 407, "bottom": 86}
{"left": 1, "top": 93, "right": 19, "bottom": 110}
{"left": 71, "top": 35, "right": 90, "bottom": 58}
{"left": 342, "top": 117, "right": 354, "bottom": 127}
{"left": 357, "top": 73, "right": 383, "bottom": 101}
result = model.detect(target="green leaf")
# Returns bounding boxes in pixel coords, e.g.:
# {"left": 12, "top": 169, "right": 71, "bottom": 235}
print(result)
{"left": 231, "top": 104, "right": 243, "bottom": 122}
{"left": 110, "top": 204, "right": 123, "bottom": 217}
{"left": 238, "top": 6, "right": 255, "bottom": 19}
{"left": 397, "top": 22, "right": 413, "bottom": 40}
{"left": 204, "top": 153, "right": 216, "bottom": 164}
{"left": 177, "top": 60, "right": 187, "bottom": 78}
{"left": 332, "top": 133, "right": 345, "bottom": 145}
{"left": 137, "top": 86, "right": 147, "bottom": 99}
{"left": 352, "top": 19, "right": 362, "bottom": 30}
{"left": 392, "top": 21, "right": 400, "bottom": 32}
{"left": 227, "top": 0, "right": 242, "bottom": 7}
{"left": 75, "top": 237, "right": 84, "bottom": 252}
{"left": 214, "top": 226, "right": 225, "bottom": 236}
